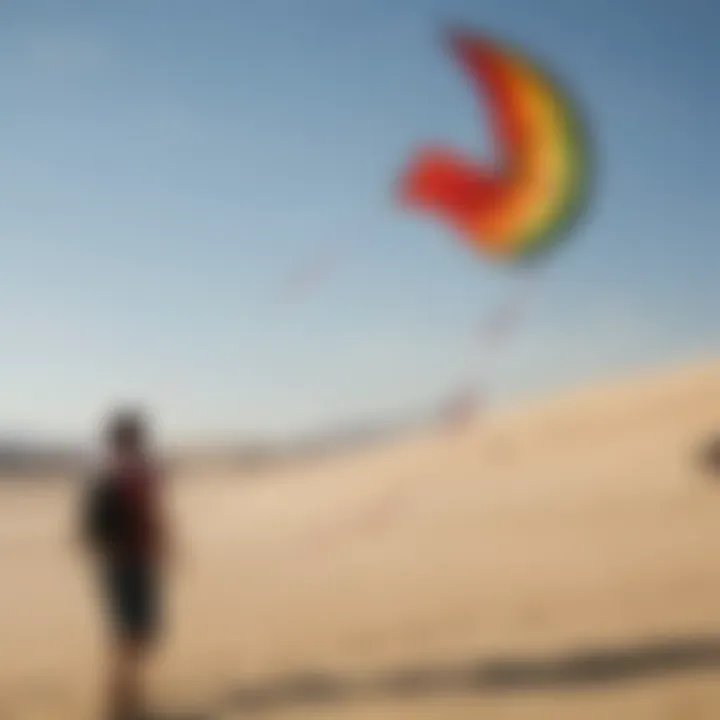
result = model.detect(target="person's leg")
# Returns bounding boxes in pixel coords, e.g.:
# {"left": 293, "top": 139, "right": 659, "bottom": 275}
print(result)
{"left": 105, "top": 563, "right": 154, "bottom": 719}
{"left": 108, "top": 639, "right": 143, "bottom": 719}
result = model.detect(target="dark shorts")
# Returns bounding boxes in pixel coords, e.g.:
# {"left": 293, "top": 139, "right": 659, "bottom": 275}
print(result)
{"left": 102, "top": 561, "right": 161, "bottom": 644}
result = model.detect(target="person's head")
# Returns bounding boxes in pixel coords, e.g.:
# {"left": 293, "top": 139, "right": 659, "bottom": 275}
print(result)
{"left": 104, "top": 408, "right": 150, "bottom": 459}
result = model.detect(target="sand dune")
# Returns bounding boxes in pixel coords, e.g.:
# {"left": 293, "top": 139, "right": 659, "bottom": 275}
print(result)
{"left": 1, "top": 360, "right": 719, "bottom": 719}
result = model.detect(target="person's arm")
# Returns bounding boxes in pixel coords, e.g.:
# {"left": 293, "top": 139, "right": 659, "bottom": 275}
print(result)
{"left": 154, "top": 463, "right": 177, "bottom": 565}
{"left": 77, "top": 473, "right": 104, "bottom": 556}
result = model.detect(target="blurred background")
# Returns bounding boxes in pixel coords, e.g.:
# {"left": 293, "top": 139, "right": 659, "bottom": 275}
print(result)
{"left": 0, "top": 0, "right": 718, "bottom": 717}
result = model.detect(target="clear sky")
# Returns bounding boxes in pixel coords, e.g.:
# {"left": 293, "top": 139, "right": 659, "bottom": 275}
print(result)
{"left": 1, "top": 0, "right": 717, "bottom": 442}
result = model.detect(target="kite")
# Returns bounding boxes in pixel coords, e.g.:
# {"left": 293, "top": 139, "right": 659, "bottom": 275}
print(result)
{"left": 399, "top": 29, "right": 592, "bottom": 264}
{"left": 398, "top": 29, "right": 593, "bottom": 421}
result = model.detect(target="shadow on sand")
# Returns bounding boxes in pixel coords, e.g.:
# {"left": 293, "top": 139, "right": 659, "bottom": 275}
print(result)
{"left": 151, "top": 633, "right": 720, "bottom": 718}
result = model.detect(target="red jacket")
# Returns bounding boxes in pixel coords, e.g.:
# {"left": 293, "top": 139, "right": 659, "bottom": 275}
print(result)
{"left": 109, "top": 458, "right": 162, "bottom": 562}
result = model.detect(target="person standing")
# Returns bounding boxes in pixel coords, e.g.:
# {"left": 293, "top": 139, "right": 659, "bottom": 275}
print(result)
{"left": 82, "top": 409, "right": 171, "bottom": 720}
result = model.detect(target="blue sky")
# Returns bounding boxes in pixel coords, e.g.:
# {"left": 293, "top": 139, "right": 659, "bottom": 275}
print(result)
{"left": 0, "top": 0, "right": 717, "bottom": 441}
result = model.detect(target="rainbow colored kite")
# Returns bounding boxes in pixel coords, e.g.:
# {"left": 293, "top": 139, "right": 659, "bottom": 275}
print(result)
{"left": 399, "top": 29, "right": 591, "bottom": 263}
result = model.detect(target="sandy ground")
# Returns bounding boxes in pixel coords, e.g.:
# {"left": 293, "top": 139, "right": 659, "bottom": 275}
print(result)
{"left": 1, "top": 360, "right": 719, "bottom": 719}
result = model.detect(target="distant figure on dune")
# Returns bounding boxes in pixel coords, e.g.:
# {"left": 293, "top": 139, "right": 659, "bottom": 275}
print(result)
{"left": 81, "top": 409, "right": 172, "bottom": 720}
{"left": 700, "top": 435, "right": 720, "bottom": 478}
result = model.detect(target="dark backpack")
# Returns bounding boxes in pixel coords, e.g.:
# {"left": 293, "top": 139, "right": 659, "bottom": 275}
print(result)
{"left": 82, "top": 475, "right": 131, "bottom": 553}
